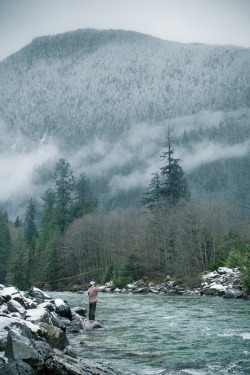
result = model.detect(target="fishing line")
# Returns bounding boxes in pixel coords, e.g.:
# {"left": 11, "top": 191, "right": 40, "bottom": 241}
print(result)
{"left": 19, "top": 246, "right": 104, "bottom": 285}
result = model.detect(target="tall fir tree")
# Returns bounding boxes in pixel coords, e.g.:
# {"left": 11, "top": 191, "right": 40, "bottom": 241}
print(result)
{"left": 160, "top": 131, "right": 190, "bottom": 205}
{"left": 141, "top": 172, "right": 162, "bottom": 210}
{"left": 40, "top": 189, "right": 57, "bottom": 243}
{"left": 142, "top": 131, "right": 190, "bottom": 209}
{"left": 72, "top": 173, "right": 98, "bottom": 218}
{"left": 24, "top": 199, "right": 38, "bottom": 245}
{"left": 52, "top": 158, "right": 75, "bottom": 232}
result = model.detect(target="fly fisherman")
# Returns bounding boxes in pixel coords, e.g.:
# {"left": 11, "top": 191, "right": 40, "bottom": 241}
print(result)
{"left": 88, "top": 281, "right": 109, "bottom": 321}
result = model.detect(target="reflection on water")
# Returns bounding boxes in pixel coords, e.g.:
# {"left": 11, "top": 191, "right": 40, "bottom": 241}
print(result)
{"left": 49, "top": 292, "right": 250, "bottom": 375}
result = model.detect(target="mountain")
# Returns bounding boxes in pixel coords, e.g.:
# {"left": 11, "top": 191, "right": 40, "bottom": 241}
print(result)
{"left": 0, "top": 29, "right": 250, "bottom": 217}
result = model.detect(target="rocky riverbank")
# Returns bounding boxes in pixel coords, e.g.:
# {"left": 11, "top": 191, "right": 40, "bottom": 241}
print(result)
{"left": 106, "top": 267, "right": 248, "bottom": 299}
{"left": 0, "top": 285, "right": 116, "bottom": 375}
{"left": 0, "top": 268, "right": 248, "bottom": 374}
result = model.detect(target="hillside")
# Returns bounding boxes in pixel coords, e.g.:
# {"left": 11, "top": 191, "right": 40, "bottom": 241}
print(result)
{"left": 0, "top": 29, "right": 250, "bottom": 215}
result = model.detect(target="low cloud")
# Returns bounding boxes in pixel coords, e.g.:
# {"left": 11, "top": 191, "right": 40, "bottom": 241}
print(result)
{"left": 1, "top": 109, "right": 250, "bottom": 218}
{"left": 179, "top": 140, "right": 250, "bottom": 172}
{"left": 0, "top": 143, "right": 59, "bottom": 201}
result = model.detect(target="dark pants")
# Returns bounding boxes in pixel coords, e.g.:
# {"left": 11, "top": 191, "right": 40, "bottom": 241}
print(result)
{"left": 89, "top": 301, "right": 97, "bottom": 321}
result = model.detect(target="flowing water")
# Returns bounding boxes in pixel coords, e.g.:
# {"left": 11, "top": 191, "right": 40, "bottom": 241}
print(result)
{"left": 50, "top": 292, "right": 250, "bottom": 375}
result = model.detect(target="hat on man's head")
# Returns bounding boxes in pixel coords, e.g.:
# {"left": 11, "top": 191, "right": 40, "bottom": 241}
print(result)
{"left": 90, "top": 281, "right": 95, "bottom": 285}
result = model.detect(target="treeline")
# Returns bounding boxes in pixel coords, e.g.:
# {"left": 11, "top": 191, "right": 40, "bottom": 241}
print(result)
{"left": 0, "top": 150, "right": 250, "bottom": 292}
{"left": 0, "top": 158, "right": 98, "bottom": 290}
{"left": 1, "top": 196, "right": 250, "bottom": 292}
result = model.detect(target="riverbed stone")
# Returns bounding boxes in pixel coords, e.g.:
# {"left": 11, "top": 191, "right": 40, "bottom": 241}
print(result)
{"left": 65, "top": 315, "right": 82, "bottom": 333}
{"left": 7, "top": 300, "right": 26, "bottom": 318}
{"left": 5, "top": 331, "right": 39, "bottom": 365}
{"left": 39, "top": 322, "right": 69, "bottom": 350}
{"left": 83, "top": 320, "right": 103, "bottom": 331}
{"left": 72, "top": 306, "right": 87, "bottom": 317}
{"left": 53, "top": 298, "right": 72, "bottom": 320}
{"left": 26, "top": 287, "right": 50, "bottom": 304}
{"left": 0, "top": 359, "right": 35, "bottom": 375}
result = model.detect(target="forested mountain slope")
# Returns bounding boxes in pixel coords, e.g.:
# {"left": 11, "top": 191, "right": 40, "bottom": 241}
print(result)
{"left": 1, "top": 29, "right": 249, "bottom": 146}
{"left": 0, "top": 29, "right": 250, "bottom": 213}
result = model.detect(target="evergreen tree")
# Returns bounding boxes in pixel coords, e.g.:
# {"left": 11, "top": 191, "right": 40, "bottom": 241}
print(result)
{"left": 0, "top": 211, "right": 11, "bottom": 283}
{"left": 24, "top": 199, "right": 38, "bottom": 245}
{"left": 14, "top": 216, "right": 22, "bottom": 228}
{"left": 52, "top": 158, "right": 75, "bottom": 231}
{"left": 72, "top": 173, "right": 98, "bottom": 218}
{"left": 142, "top": 131, "right": 190, "bottom": 209}
{"left": 141, "top": 171, "right": 161, "bottom": 210}
{"left": 40, "top": 189, "right": 57, "bottom": 241}
{"left": 160, "top": 133, "right": 190, "bottom": 205}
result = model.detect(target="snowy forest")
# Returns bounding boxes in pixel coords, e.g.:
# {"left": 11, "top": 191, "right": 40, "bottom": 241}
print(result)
{"left": 0, "top": 29, "right": 250, "bottom": 291}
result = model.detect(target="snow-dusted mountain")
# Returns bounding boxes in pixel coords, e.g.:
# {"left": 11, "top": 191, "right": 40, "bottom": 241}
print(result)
{"left": 0, "top": 29, "right": 250, "bottom": 215}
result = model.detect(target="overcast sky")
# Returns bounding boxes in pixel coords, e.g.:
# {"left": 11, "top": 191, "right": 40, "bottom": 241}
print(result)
{"left": 0, "top": 0, "right": 250, "bottom": 61}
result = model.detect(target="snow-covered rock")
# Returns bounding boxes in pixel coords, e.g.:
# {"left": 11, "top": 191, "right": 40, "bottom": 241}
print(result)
{"left": 0, "top": 285, "right": 115, "bottom": 375}
{"left": 52, "top": 298, "right": 72, "bottom": 320}
{"left": 25, "top": 287, "right": 50, "bottom": 304}
{"left": 201, "top": 267, "right": 244, "bottom": 297}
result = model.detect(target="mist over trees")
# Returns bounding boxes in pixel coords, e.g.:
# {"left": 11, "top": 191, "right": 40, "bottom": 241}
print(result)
{"left": 1, "top": 153, "right": 250, "bottom": 292}
{"left": 0, "top": 29, "right": 250, "bottom": 291}
{"left": 0, "top": 30, "right": 250, "bottom": 217}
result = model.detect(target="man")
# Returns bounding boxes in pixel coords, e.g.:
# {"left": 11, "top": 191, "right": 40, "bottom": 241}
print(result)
{"left": 88, "top": 281, "right": 108, "bottom": 321}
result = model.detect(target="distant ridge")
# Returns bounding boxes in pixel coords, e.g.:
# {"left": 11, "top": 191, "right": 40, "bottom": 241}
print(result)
{"left": 0, "top": 28, "right": 250, "bottom": 213}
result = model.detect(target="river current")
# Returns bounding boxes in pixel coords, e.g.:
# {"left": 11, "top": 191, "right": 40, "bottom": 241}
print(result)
{"left": 49, "top": 291, "right": 250, "bottom": 375}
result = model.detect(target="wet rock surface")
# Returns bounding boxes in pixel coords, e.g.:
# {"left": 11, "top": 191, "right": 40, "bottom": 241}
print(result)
{"left": 106, "top": 267, "right": 248, "bottom": 299}
{"left": 0, "top": 285, "right": 116, "bottom": 375}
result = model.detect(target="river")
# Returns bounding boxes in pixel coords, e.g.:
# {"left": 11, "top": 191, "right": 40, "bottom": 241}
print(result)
{"left": 49, "top": 291, "right": 250, "bottom": 375}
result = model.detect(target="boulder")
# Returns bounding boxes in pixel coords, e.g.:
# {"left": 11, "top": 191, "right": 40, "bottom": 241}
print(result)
{"left": 223, "top": 289, "right": 244, "bottom": 298}
{"left": 201, "top": 267, "right": 244, "bottom": 297}
{"left": 7, "top": 300, "right": 26, "bottom": 317}
{"left": 26, "top": 287, "right": 50, "bottom": 304}
{"left": 0, "top": 285, "right": 116, "bottom": 375}
{"left": 65, "top": 315, "right": 82, "bottom": 333}
{"left": 14, "top": 296, "right": 37, "bottom": 310}
{"left": 5, "top": 331, "right": 40, "bottom": 365}
{"left": 0, "top": 316, "right": 43, "bottom": 351}
{"left": 71, "top": 306, "right": 87, "bottom": 317}
{"left": 63, "top": 345, "right": 78, "bottom": 359}
{"left": 82, "top": 320, "right": 103, "bottom": 331}
{"left": 39, "top": 322, "right": 69, "bottom": 350}
{"left": 0, "top": 359, "right": 35, "bottom": 375}
{"left": 53, "top": 298, "right": 72, "bottom": 320}
{"left": 0, "top": 286, "right": 20, "bottom": 303}
{"left": 0, "top": 304, "right": 8, "bottom": 314}
{"left": 26, "top": 306, "right": 64, "bottom": 328}
{"left": 51, "top": 349, "right": 116, "bottom": 375}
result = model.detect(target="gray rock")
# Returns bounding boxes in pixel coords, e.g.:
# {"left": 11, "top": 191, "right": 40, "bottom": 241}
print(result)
{"left": 223, "top": 289, "right": 244, "bottom": 299}
{"left": 7, "top": 301, "right": 26, "bottom": 318}
{"left": 0, "top": 359, "right": 35, "bottom": 375}
{"left": 72, "top": 306, "right": 87, "bottom": 317}
{"left": 65, "top": 316, "right": 82, "bottom": 333}
{"left": 5, "top": 331, "right": 39, "bottom": 366}
{"left": 39, "top": 322, "right": 69, "bottom": 350}
{"left": 52, "top": 298, "right": 72, "bottom": 320}
{"left": 26, "top": 287, "right": 50, "bottom": 304}
{"left": 0, "top": 287, "right": 20, "bottom": 304}
{"left": 83, "top": 320, "right": 103, "bottom": 331}
{"left": 0, "top": 316, "right": 40, "bottom": 351}
{"left": 52, "top": 350, "right": 116, "bottom": 375}
{"left": 63, "top": 345, "right": 78, "bottom": 358}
